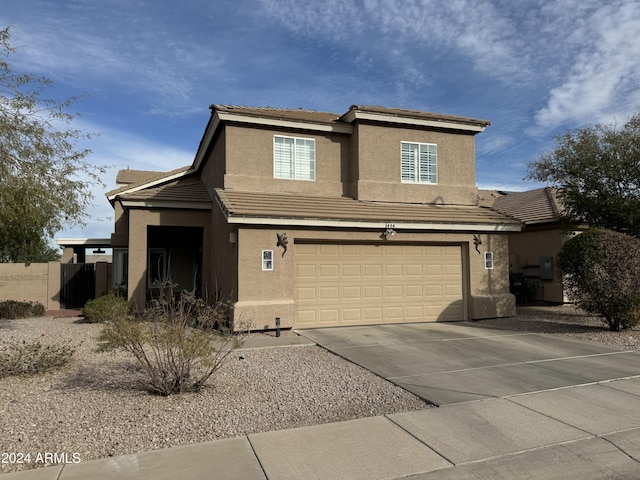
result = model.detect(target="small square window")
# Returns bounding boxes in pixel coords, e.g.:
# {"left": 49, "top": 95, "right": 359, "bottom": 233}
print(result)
{"left": 262, "top": 250, "right": 274, "bottom": 271}
{"left": 485, "top": 252, "right": 494, "bottom": 269}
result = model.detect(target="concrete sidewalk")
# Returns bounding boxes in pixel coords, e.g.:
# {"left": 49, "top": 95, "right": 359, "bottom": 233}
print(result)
{"left": 4, "top": 323, "right": 640, "bottom": 479}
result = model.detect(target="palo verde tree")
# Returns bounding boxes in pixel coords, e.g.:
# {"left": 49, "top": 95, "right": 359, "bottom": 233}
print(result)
{"left": 526, "top": 114, "right": 640, "bottom": 237}
{"left": 0, "top": 27, "right": 104, "bottom": 263}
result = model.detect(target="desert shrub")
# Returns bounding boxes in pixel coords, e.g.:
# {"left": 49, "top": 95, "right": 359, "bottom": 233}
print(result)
{"left": 0, "top": 340, "right": 76, "bottom": 377}
{"left": 559, "top": 229, "right": 640, "bottom": 331}
{"left": 97, "top": 289, "right": 244, "bottom": 395}
{"left": 0, "top": 300, "right": 46, "bottom": 319}
{"left": 82, "top": 293, "right": 130, "bottom": 323}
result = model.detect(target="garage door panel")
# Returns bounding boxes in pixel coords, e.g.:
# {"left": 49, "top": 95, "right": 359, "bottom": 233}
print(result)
{"left": 296, "top": 287, "right": 317, "bottom": 301}
{"left": 340, "top": 244, "right": 361, "bottom": 255}
{"left": 296, "top": 264, "right": 316, "bottom": 278}
{"left": 385, "top": 264, "right": 403, "bottom": 276}
{"left": 319, "top": 264, "right": 339, "bottom": 278}
{"left": 364, "top": 285, "right": 383, "bottom": 299}
{"left": 342, "top": 308, "right": 362, "bottom": 323}
{"left": 342, "top": 286, "right": 362, "bottom": 299}
{"left": 295, "top": 243, "right": 464, "bottom": 327}
{"left": 319, "top": 286, "right": 339, "bottom": 301}
{"left": 385, "top": 306, "right": 404, "bottom": 320}
{"left": 426, "top": 285, "right": 443, "bottom": 296}
{"left": 365, "top": 307, "right": 383, "bottom": 321}
{"left": 362, "top": 245, "right": 382, "bottom": 256}
{"left": 319, "top": 309, "right": 339, "bottom": 324}
{"left": 406, "top": 284, "right": 424, "bottom": 297}
{"left": 364, "top": 264, "right": 382, "bottom": 277}
{"left": 385, "top": 285, "right": 403, "bottom": 298}
{"left": 342, "top": 264, "right": 361, "bottom": 277}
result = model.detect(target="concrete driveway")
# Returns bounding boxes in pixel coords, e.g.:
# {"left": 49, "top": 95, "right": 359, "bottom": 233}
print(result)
{"left": 299, "top": 321, "right": 640, "bottom": 405}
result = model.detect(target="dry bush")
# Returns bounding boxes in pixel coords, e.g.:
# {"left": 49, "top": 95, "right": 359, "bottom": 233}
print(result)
{"left": 97, "top": 288, "right": 244, "bottom": 395}
{"left": 0, "top": 340, "right": 76, "bottom": 377}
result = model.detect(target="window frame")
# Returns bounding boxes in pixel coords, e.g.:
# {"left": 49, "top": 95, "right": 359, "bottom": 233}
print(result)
{"left": 485, "top": 252, "right": 494, "bottom": 270}
{"left": 400, "top": 141, "right": 438, "bottom": 184}
{"left": 262, "top": 250, "right": 274, "bottom": 271}
{"left": 273, "top": 135, "right": 316, "bottom": 181}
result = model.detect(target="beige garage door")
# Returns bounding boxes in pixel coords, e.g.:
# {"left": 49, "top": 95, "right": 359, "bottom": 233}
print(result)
{"left": 294, "top": 243, "right": 465, "bottom": 328}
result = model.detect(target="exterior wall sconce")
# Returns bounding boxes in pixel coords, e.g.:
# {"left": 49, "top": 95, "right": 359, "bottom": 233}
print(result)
{"left": 380, "top": 227, "right": 396, "bottom": 240}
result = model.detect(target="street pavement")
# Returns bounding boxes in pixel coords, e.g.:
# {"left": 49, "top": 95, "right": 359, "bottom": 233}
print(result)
{"left": 4, "top": 321, "right": 640, "bottom": 479}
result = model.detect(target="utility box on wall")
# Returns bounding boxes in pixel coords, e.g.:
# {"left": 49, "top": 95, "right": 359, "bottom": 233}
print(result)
{"left": 540, "top": 256, "right": 554, "bottom": 280}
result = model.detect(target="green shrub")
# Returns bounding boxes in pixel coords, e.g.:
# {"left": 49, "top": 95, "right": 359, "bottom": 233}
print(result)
{"left": 82, "top": 294, "right": 130, "bottom": 323}
{"left": 0, "top": 340, "right": 76, "bottom": 377}
{"left": 0, "top": 300, "right": 46, "bottom": 319}
{"left": 559, "top": 229, "right": 640, "bottom": 331}
{"left": 97, "top": 289, "right": 244, "bottom": 395}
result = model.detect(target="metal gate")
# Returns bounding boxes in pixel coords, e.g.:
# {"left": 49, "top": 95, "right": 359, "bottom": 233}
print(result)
{"left": 60, "top": 263, "right": 96, "bottom": 308}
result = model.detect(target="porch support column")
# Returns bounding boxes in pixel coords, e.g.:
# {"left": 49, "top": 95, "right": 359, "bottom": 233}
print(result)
{"left": 128, "top": 210, "right": 148, "bottom": 311}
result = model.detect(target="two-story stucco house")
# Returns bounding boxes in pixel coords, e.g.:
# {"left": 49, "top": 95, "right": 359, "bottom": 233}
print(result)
{"left": 107, "top": 104, "right": 521, "bottom": 329}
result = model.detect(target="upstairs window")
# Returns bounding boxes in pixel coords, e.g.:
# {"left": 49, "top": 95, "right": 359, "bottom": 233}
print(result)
{"left": 401, "top": 141, "right": 437, "bottom": 184}
{"left": 274, "top": 135, "right": 315, "bottom": 181}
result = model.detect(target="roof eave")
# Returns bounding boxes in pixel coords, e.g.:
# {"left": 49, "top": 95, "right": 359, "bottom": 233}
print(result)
{"left": 106, "top": 168, "right": 196, "bottom": 203}
{"left": 222, "top": 214, "right": 522, "bottom": 232}
{"left": 341, "top": 109, "right": 489, "bottom": 133}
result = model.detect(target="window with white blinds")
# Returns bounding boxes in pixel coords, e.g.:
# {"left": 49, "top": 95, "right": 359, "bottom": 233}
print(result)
{"left": 401, "top": 141, "right": 437, "bottom": 184}
{"left": 274, "top": 135, "right": 316, "bottom": 180}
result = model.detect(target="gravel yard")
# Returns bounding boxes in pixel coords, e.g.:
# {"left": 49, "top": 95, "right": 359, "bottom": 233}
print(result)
{"left": 1, "top": 305, "right": 638, "bottom": 474}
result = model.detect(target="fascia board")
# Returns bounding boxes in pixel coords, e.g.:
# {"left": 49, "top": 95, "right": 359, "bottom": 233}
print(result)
{"left": 192, "top": 114, "right": 221, "bottom": 171}
{"left": 55, "top": 238, "right": 112, "bottom": 246}
{"left": 343, "top": 110, "right": 487, "bottom": 132}
{"left": 224, "top": 215, "right": 522, "bottom": 232}
{"left": 119, "top": 200, "right": 211, "bottom": 210}
{"left": 216, "top": 111, "right": 353, "bottom": 134}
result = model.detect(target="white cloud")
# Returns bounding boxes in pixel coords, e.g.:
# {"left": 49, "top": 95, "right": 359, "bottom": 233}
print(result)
{"left": 7, "top": 3, "right": 226, "bottom": 116}
{"left": 534, "top": 0, "right": 640, "bottom": 129}
{"left": 56, "top": 119, "right": 194, "bottom": 239}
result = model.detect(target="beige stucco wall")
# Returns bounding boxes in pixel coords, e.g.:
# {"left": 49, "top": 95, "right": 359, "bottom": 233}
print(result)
{"left": 218, "top": 125, "right": 351, "bottom": 196}
{"left": 0, "top": 262, "right": 61, "bottom": 310}
{"left": 110, "top": 201, "right": 129, "bottom": 248}
{"left": 508, "top": 227, "right": 570, "bottom": 303}
{"left": 232, "top": 226, "right": 515, "bottom": 329}
{"left": 206, "top": 205, "right": 238, "bottom": 304}
{"left": 200, "top": 127, "right": 227, "bottom": 190}
{"left": 352, "top": 123, "right": 479, "bottom": 205}
{"left": 127, "top": 208, "right": 212, "bottom": 310}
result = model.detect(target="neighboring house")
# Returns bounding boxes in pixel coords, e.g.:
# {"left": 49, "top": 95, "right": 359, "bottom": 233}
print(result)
{"left": 485, "top": 187, "right": 574, "bottom": 304}
{"left": 107, "top": 104, "right": 521, "bottom": 329}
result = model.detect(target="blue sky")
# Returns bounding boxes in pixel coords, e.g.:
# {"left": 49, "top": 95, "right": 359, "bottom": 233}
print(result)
{"left": 3, "top": 0, "right": 640, "bottom": 240}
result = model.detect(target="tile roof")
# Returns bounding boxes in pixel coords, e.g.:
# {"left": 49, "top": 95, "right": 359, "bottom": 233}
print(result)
{"left": 215, "top": 189, "right": 520, "bottom": 229}
{"left": 106, "top": 166, "right": 192, "bottom": 198}
{"left": 211, "top": 105, "right": 341, "bottom": 125}
{"left": 492, "top": 187, "right": 563, "bottom": 225}
{"left": 120, "top": 177, "right": 211, "bottom": 204}
{"left": 344, "top": 105, "right": 491, "bottom": 128}
{"left": 115, "top": 169, "right": 166, "bottom": 185}
{"left": 211, "top": 104, "right": 490, "bottom": 129}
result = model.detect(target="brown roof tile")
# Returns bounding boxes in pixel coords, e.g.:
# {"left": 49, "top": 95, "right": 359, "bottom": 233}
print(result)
{"left": 344, "top": 105, "right": 491, "bottom": 128}
{"left": 107, "top": 166, "right": 192, "bottom": 198}
{"left": 115, "top": 169, "right": 166, "bottom": 185}
{"left": 215, "top": 189, "right": 520, "bottom": 228}
{"left": 121, "top": 177, "right": 211, "bottom": 204}
{"left": 492, "top": 187, "right": 563, "bottom": 225}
